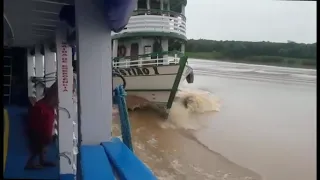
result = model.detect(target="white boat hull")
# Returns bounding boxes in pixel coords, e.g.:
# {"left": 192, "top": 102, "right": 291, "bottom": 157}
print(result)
{"left": 113, "top": 64, "right": 193, "bottom": 108}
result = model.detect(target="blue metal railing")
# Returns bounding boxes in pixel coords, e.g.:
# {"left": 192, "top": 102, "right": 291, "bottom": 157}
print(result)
{"left": 112, "top": 71, "right": 133, "bottom": 151}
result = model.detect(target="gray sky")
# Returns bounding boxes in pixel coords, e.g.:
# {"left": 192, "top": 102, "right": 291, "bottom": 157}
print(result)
{"left": 186, "top": 0, "right": 317, "bottom": 43}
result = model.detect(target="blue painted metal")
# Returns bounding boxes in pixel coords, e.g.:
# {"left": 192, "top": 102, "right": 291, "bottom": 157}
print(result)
{"left": 4, "top": 106, "right": 59, "bottom": 179}
{"left": 59, "top": 0, "right": 136, "bottom": 32}
{"left": 114, "top": 85, "right": 133, "bottom": 151}
{"left": 102, "top": 138, "right": 158, "bottom": 180}
{"left": 80, "top": 145, "right": 115, "bottom": 180}
{"left": 60, "top": 174, "right": 75, "bottom": 180}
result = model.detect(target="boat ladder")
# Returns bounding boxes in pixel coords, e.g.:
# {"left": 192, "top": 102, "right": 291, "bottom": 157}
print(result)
{"left": 3, "top": 47, "right": 13, "bottom": 105}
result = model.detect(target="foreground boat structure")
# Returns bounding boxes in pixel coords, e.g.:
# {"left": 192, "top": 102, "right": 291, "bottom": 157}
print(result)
{"left": 3, "top": 0, "right": 191, "bottom": 179}
{"left": 110, "top": 0, "right": 193, "bottom": 109}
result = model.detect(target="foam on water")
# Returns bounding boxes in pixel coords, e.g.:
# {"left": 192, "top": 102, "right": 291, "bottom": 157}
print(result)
{"left": 216, "top": 68, "right": 255, "bottom": 73}
{"left": 112, "top": 87, "right": 221, "bottom": 137}
{"left": 115, "top": 88, "right": 221, "bottom": 131}
{"left": 254, "top": 70, "right": 289, "bottom": 75}
{"left": 160, "top": 88, "right": 221, "bottom": 130}
{"left": 290, "top": 73, "right": 317, "bottom": 79}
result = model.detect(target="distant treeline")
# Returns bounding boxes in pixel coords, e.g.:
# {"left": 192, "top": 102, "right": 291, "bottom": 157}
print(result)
{"left": 185, "top": 39, "right": 317, "bottom": 68}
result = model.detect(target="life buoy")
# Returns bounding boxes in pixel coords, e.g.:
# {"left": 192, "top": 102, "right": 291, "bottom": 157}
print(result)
{"left": 118, "top": 45, "right": 126, "bottom": 57}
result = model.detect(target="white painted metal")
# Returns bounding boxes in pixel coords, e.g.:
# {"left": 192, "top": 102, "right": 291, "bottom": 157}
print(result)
{"left": 161, "top": 38, "right": 169, "bottom": 64}
{"left": 113, "top": 55, "right": 180, "bottom": 68}
{"left": 113, "top": 65, "right": 192, "bottom": 104}
{"left": 181, "top": 43, "right": 185, "bottom": 53}
{"left": 44, "top": 44, "right": 56, "bottom": 88}
{"left": 56, "top": 25, "right": 75, "bottom": 175}
{"left": 75, "top": 0, "right": 113, "bottom": 145}
{"left": 72, "top": 72, "right": 78, "bottom": 173}
{"left": 34, "top": 45, "right": 44, "bottom": 100}
{"left": 27, "top": 49, "right": 35, "bottom": 99}
{"left": 160, "top": 0, "right": 164, "bottom": 10}
{"left": 112, "top": 39, "right": 118, "bottom": 59}
{"left": 181, "top": 4, "right": 185, "bottom": 15}
{"left": 111, "top": 15, "right": 186, "bottom": 37}
{"left": 147, "top": 0, "right": 150, "bottom": 9}
{"left": 113, "top": 65, "right": 189, "bottom": 89}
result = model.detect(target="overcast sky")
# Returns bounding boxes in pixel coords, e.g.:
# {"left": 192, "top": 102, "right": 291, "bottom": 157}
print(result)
{"left": 185, "top": 0, "right": 317, "bottom": 43}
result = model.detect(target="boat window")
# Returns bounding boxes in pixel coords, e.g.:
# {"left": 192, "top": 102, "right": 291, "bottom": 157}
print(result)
{"left": 138, "top": 0, "right": 147, "bottom": 9}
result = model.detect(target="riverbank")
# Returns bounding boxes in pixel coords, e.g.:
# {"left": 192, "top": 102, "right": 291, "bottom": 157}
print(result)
{"left": 185, "top": 52, "right": 316, "bottom": 69}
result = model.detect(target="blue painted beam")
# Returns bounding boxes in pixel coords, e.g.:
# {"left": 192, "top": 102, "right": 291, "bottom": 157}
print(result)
{"left": 81, "top": 145, "right": 115, "bottom": 180}
{"left": 101, "top": 138, "right": 157, "bottom": 180}
{"left": 60, "top": 174, "right": 75, "bottom": 180}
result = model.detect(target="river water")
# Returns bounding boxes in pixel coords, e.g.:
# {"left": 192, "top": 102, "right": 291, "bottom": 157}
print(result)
{"left": 112, "top": 59, "right": 317, "bottom": 180}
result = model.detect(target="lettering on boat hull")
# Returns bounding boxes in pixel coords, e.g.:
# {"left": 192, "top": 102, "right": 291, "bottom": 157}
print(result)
{"left": 113, "top": 66, "right": 160, "bottom": 76}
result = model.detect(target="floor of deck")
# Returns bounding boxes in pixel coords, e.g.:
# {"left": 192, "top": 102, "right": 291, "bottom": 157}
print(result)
{"left": 3, "top": 106, "right": 157, "bottom": 180}
{"left": 4, "top": 106, "right": 59, "bottom": 179}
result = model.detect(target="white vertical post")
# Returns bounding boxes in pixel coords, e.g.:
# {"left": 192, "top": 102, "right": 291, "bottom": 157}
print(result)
{"left": 181, "top": 5, "right": 185, "bottom": 15}
{"left": 35, "top": 45, "right": 44, "bottom": 100}
{"left": 44, "top": 44, "right": 56, "bottom": 88}
{"left": 72, "top": 72, "right": 78, "bottom": 142}
{"left": 160, "top": 0, "right": 163, "bottom": 10}
{"left": 27, "top": 49, "right": 35, "bottom": 100}
{"left": 135, "top": 0, "right": 138, "bottom": 10}
{"left": 113, "top": 39, "right": 118, "bottom": 68}
{"left": 75, "top": 0, "right": 113, "bottom": 145}
{"left": 181, "top": 43, "right": 185, "bottom": 53}
{"left": 56, "top": 25, "right": 75, "bottom": 175}
{"left": 138, "top": 38, "right": 144, "bottom": 67}
{"left": 147, "top": 0, "right": 150, "bottom": 10}
{"left": 72, "top": 71, "right": 78, "bottom": 175}
{"left": 162, "top": 38, "right": 169, "bottom": 65}
{"left": 112, "top": 39, "right": 118, "bottom": 58}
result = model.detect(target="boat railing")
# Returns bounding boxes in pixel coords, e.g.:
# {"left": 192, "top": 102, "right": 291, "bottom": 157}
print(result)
{"left": 111, "top": 9, "right": 186, "bottom": 37}
{"left": 113, "top": 51, "right": 184, "bottom": 68}
{"left": 132, "top": 9, "right": 186, "bottom": 21}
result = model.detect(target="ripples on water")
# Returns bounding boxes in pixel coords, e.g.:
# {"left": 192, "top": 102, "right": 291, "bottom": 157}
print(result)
{"left": 112, "top": 88, "right": 260, "bottom": 180}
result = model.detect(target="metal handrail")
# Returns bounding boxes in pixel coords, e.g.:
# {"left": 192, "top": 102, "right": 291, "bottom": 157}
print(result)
{"left": 112, "top": 71, "right": 126, "bottom": 89}
{"left": 132, "top": 9, "right": 186, "bottom": 20}
{"left": 113, "top": 51, "right": 184, "bottom": 62}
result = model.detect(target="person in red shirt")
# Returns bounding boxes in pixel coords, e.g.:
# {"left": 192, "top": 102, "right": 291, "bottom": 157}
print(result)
{"left": 25, "top": 82, "right": 58, "bottom": 170}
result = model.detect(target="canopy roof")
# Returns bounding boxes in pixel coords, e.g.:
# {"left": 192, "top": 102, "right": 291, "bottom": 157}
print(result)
{"left": 4, "top": 0, "right": 75, "bottom": 47}
{"left": 4, "top": 0, "right": 183, "bottom": 48}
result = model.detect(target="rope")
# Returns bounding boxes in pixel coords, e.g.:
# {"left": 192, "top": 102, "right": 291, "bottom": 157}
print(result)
{"left": 114, "top": 85, "right": 133, "bottom": 151}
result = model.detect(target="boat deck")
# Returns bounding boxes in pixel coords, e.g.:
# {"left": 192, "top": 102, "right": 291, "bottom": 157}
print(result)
{"left": 3, "top": 106, "right": 59, "bottom": 179}
{"left": 3, "top": 106, "right": 157, "bottom": 180}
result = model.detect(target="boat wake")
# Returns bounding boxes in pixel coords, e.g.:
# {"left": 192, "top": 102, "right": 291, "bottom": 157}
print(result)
{"left": 113, "top": 88, "right": 221, "bottom": 131}
{"left": 112, "top": 87, "right": 221, "bottom": 145}
{"left": 159, "top": 88, "right": 220, "bottom": 130}
{"left": 112, "top": 89, "right": 261, "bottom": 179}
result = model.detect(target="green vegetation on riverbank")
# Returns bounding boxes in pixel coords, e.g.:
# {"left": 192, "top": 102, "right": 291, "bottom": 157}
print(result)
{"left": 185, "top": 39, "right": 317, "bottom": 69}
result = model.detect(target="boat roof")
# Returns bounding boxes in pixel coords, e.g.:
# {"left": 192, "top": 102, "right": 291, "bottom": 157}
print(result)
{"left": 4, "top": 0, "right": 74, "bottom": 47}
{"left": 4, "top": 0, "right": 187, "bottom": 48}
